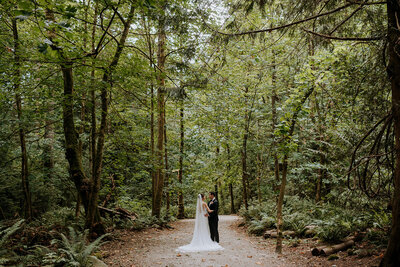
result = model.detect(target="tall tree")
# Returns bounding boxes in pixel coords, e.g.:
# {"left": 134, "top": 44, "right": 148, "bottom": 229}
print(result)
{"left": 153, "top": 0, "right": 167, "bottom": 218}
{"left": 12, "top": 17, "right": 32, "bottom": 220}
{"left": 177, "top": 97, "right": 185, "bottom": 219}
{"left": 381, "top": 1, "right": 400, "bottom": 266}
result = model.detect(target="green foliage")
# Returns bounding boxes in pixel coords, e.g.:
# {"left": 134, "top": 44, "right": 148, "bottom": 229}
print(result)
{"left": 43, "top": 227, "right": 109, "bottom": 267}
{"left": 240, "top": 196, "right": 390, "bottom": 243}
{"left": 0, "top": 219, "right": 25, "bottom": 265}
{"left": 32, "top": 207, "right": 83, "bottom": 230}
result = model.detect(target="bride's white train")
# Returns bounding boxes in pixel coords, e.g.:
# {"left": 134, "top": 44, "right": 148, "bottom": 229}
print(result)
{"left": 176, "top": 194, "right": 224, "bottom": 252}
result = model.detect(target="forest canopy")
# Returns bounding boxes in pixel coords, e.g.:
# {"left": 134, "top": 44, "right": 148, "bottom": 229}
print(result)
{"left": 1, "top": 0, "right": 400, "bottom": 266}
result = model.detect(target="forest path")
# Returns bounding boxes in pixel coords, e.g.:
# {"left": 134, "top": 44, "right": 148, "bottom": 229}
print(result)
{"left": 102, "top": 215, "right": 295, "bottom": 267}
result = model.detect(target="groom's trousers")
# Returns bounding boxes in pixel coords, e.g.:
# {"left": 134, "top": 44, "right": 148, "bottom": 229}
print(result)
{"left": 209, "top": 218, "right": 219, "bottom": 243}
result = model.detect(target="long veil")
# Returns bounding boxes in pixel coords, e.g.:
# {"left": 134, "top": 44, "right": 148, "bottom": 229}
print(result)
{"left": 191, "top": 194, "right": 203, "bottom": 243}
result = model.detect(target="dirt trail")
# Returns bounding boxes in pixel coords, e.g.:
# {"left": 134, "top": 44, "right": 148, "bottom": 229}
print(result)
{"left": 102, "top": 215, "right": 294, "bottom": 267}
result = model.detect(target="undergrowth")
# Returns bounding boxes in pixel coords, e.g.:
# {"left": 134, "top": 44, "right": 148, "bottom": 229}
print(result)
{"left": 239, "top": 195, "right": 391, "bottom": 244}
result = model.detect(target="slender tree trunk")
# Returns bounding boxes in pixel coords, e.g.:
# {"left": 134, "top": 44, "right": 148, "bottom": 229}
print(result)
{"left": 12, "top": 18, "right": 32, "bottom": 220}
{"left": 271, "top": 54, "right": 280, "bottom": 185}
{"left": 164, "top": 108, "right": 170, "bottom": 215}
{"left": 150, "top": 84, "right": 155, "bottom": 210}
{"left": 315, "top": 94, "right": 325, "bottom": 203}
{"left": 43, "top": 109, "right": 54, "bottom": 183}
{"left": 226, "top": 143, "right": 235, "bottom": 213}
{"left": 153, "top": 4, "right": 167, "bottom": 218}
{"left": 257, "top": 153, "right": 262, "bottom": 205}
{"left": 215, "top": 145, "right": 220, "bottom": 200}
{"left": 229, "top": 183, "right": 235, "bottom": 213}
{"left": 143, "top": 16, "right": 156, "bottom": 211}
{"left": 86, "top": 5, "right": 135, "bottom": 231}
{"left": 177, "top": 100, "right": 185, "bottom": 219}
{"left": 275, "top": 155, "right": 288, "bottom": 253}
{"left": 218, "top": 180, "right": 224, "bottom": 209}
{"left": 90, "top": 1, "right": 98, "bottom": 181}
{"left": 381, "top": 1, "right": 400, "bottom": 266}
{"left": 241, "top": 87, "right": 249, "bottom": 210}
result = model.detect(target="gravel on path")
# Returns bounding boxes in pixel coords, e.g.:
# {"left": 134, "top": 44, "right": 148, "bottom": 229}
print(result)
{"left": 102, "top": 215, "right": 294, "bottom": 267}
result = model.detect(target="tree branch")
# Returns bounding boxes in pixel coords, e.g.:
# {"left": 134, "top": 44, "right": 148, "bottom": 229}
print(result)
{"left": 208, "top": 3, "right": 355, "bottom": 36}
{"left": 303, "top": 28, "right": 384, "bottom": 41}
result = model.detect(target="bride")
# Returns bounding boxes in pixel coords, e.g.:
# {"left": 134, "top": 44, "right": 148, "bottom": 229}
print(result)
{"left": 176, "top": 194, "right": 224, "bottom": 252}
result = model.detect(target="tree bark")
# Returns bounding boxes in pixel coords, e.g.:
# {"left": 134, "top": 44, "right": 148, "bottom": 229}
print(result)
{"left": 164, "top": 107, "right": 170, "bottom": 214}
{"left": 381, "top": 1, "right": 400, "bottom": 266}
{"left": 153, "top": 3, "right": 167, "bottom": 218}
{"left": 241, "top": 87, "right": 249, "bottom": 210}
{"left": 227, "top": 143, "right": 235, "bottom": 214}
{"left": 143, "top": 15, "right": 156, "bottom": 212}
{"left": 177, "top": 99, "right": 185, "bottom": 219}
{"left": 12, "top": 18, "right": 32, "bottom": 220}
{"left": 275, "top": 155, "right": 288, "bottom": 253}
{"left": 61, "top": 62, "right": 91, "bottom": 213}
{"left": 86, "top": 4, "right": 135, "bottom": 231}
{"left": 271, "top": 54, "right": 280, "bottom": 186}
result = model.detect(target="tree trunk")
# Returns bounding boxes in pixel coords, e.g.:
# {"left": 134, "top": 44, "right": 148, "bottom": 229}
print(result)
{"left": 271, "top": 54, "right": 280, "bottom": 186}
{"left": 12, "top": 18, "right": 32, "bottom": 220}
{"left": 84, "top": 1, "right": 98, "bottom": 219}
{"left": 229, "top": 183, "right": 235, "bottom": 214}
{"left": 153, "top": 4, "right": 167, "bottom": 218}
{"left": 241, "top": 87, "right": 249, "bottom": 210}
{"left": 256, "top": 128, "right": 262, "bottom": 206}
{"left": 43, "top": 112, "right": 54, "bottom": 182}
{"left": 275, "top": 83, "right": 314, "bottom": 254}
{"left": 381, "top": 1, "right": 400, "bottom": 266}
{"left": 86, "top": 4, "right": 135, "bottom": 231}
{"left": 61, "top": 62, "right": 91, "bottom": 213}
{"left": 227, "top": 143, "right": 235, "bottom": 214}
{"left": 275, "top": 155, "right": 288, "bottom": 253}
{"left": 177, "top": 100, "right": 185, "bottom": 219}
{"left": 164, "top": 107, "right": 170, "bottom": 215}
{"left": 143, "top": 15, "right": 156, "bottom": 212}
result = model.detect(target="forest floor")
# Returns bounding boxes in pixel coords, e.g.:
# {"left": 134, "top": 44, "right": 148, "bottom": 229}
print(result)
{"left": 101, "top": 215, "right": 382, "bottom": 267}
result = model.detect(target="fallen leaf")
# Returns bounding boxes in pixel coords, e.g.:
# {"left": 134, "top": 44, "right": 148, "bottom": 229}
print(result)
{"left": 256, "top": 262, "right": 262, "bottom": 265}
{"left": 202, "top": 259, "right": 206, "bottom": 262}
{"left": 247, "top": 255, "right": 253, "bottom": 258}
{"left": 177, "top": 254, "right": 182, "bottom": 257}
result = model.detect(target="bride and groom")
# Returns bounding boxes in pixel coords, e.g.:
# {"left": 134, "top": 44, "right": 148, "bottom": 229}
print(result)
{"left": 177, "top": 192, "right": 224, "bottom": 252}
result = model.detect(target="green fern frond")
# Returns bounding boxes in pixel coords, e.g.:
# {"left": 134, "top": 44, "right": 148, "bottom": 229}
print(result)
{"left": 0, "top": 219, "right": 25, "bottom": 246}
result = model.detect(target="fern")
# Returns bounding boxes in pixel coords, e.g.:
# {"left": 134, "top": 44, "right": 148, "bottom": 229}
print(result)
{"left": 48, "top": 227, "right": 109, "bottom": 266}
{"left": 0, "top": 219, "right": 25, "bottom": 247}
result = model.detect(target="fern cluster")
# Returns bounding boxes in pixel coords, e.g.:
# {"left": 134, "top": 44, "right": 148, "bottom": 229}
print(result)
{"left": 240, "top": 196, "right": 391, "bottom": 243}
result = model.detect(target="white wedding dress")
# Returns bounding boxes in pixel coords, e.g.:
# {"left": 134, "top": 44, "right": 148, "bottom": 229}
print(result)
{"left": 176, "top": 194, "right": 224, "bottom": 252}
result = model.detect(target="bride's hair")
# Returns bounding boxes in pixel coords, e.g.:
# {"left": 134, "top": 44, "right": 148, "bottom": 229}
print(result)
{"left": 200, "top": 193, "right": 204, "bottom": 198}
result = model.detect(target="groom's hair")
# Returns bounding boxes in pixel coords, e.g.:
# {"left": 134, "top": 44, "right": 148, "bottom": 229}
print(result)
{"left": 209, "top": 192, "right": 216, "bottom": 196}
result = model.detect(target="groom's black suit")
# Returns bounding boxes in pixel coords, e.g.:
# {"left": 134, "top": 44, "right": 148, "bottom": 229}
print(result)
{"left": 208, "top": 198, "right": 219, "bottom": 243}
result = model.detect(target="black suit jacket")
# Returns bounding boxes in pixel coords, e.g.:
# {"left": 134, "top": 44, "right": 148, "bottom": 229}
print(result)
{"left": 208, "top": 199, "right": 219, "bottom": 220}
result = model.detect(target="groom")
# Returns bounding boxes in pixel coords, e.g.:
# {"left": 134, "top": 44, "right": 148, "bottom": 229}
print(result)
{"left": 205, "top": 192, "right": 219, "bottom": 243}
